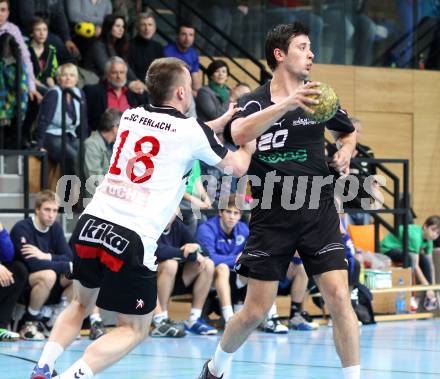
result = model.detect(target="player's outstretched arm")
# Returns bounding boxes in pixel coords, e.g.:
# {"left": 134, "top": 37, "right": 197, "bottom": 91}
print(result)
{"left": 231, "top": 82, "right": 321, "bottom": 145}
{"left": 217, "top": 140, "right": 256, "bottom": 177}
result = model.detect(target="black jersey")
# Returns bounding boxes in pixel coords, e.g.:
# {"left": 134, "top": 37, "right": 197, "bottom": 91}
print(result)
{"left": 226, "top": 81, "right": 355, "bottom": 200}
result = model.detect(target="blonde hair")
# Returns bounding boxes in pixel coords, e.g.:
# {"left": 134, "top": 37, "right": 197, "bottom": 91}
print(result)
{"left": 56, "top": 63, "right": 79, "bottom": 82}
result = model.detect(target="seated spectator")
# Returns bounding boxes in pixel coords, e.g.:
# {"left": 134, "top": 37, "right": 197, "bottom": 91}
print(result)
{"left": 380, "top": 215, "right": 440, "bottom": 310}
{"left": 65, "top": 0, "right": 112, "bottom": 56}
{"left": 35, "top": 63, "right": 86, "bottom": 176}
{"left": 0, "top": 0, "right": 41, "bottom": 103}
{"left": 0, "top": 32, "right": 29, "bottom": 148}
{"left": 180, "top": 160, "right": 213, "bottom": 235}
{"left": 82, "top": 13, "right": 145, "bottom": 94}
{"left": 196, "top": 195, "right": 249, "bottom": 323}
{"left": 229, "top": 82, "right": 251, "bottom": 103}
{"left": 266, "top": 0, "right": 324, "bottom": 62}
{"left": 196, "top": 60, "right": 231, "bottom": 122}
{"left": 10, "top": 190, "right": 73, "bottom": 340}
{"left": 0, "top": 221, "right": 28, "bottom": 341}
{"left": 128, "top": 12, "right": 163, "bottom": 82}
{"left": 111, "top": 0, "right": 142, "bottom": 37}
{"left": 84, "top": 108, "right": 121, "bottom": 193}
{"left": 154, "top": 211, "right": 217, "bottom": 336}
{"left": 278, "top": 256, "right": 320, "bottom": 330}
{"left": 17, "top": 0, "right": 80, "bottom": 64}
{"left": 83, "top": 56, "right": 148, "bottom": 130}
{"left": 322, "top": 0, "right": 376, "bottom": 66}
{"left": 164, "top": 22, "right": 201, "bottom": 95}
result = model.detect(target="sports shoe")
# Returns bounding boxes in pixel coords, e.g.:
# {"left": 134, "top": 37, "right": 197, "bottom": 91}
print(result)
{"left": 198, "top": 360, "right": 223, "bottom": 379}
{"left": 424, "top": 296, "right": 438, "bottom": 311}
{"left": 260, "top": 317, "right": 289, "bottom": 334}
{"left": 288, "top": 311, "right": 320, "bottom": 330}
{"left": 89, "top": 320, "right": 106, "bottom": 340}
{"left": 20, "top": 321, "right": 45, "bottom": 341}
{"left": 151, "top": 319, "right": 186, "bottom": 338}
{"left": 185, "top": 318, "right": 218, "bottom": 335}
{"left": 0, "top": 328, "right": 20, "bottom": 341}
{"left": 30, "top": 363, "right": 51, "bottom": 379}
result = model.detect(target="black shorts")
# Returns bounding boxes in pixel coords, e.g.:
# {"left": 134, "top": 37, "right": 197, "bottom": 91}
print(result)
{"left": 235, "top": 198, "right": 347, "bottom": 281}
{"left": 69, "top": 214, "right": 157, "bottom": 315}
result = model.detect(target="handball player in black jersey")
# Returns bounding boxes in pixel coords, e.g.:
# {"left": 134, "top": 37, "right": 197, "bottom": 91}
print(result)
{"left": 198, "top": 22, "right": 360, "bottom": 379}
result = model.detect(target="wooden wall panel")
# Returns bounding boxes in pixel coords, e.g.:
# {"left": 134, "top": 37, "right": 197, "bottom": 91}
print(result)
{"left": 354, "top": 67, "right": 414, "bottom": 113}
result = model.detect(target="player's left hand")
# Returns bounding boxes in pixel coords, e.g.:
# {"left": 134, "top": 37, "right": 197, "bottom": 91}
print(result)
{"left": 21, "top": 244, "right": 50, "bottom": 260}
{"left": 330, "top": 146, "right": 351, "bottom": 176}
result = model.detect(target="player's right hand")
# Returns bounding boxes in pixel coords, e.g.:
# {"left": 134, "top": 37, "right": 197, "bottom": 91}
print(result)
{"left": 181, "top": 243, "right": 201, "bottom": 258}
{"left": 282, "top": 81, "right": 322, "bottom": 113}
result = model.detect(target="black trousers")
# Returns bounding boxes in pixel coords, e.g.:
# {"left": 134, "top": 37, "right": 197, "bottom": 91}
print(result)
{"left": 0, "top": 261, "right": 28, "bottom": 328}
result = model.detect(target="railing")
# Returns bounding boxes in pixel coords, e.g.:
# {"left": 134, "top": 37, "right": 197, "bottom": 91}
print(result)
{"left": 0, "top": 149, "right": 48, "bottom": 218}
{"left": 342, "top": 156, "right": 410, "bottom": 266}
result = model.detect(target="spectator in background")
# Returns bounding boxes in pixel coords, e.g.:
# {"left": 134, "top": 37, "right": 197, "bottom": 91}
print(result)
{"left": 196, "top": 60, "right": 231, "bottom": 122}
{"left": 82, "top": 13, "right": 145, "bottom": 95}
{"left": 23, "top": 17, "right": 59, "bottom": 145}
{"left": 84, "top": 108, "right": 121, "bottom": 192}
{"left": 0, "top": 0, "right": 41, "bottom": 103}
{"left": 35, "top": 63, "right": 86, "bottom": 176}
{"left": 380, "top": 215, "right": 440, "bottom": 310}
{"left": 196, "top": 195, "right": 249, "bottom": 324}
{"left": 128, "top": 12, "right": 163, "bottom": 82}
{"left": 0, "top": 32, "right": 29, "bottom": 147}
{"left": 322, "top": 0, "right": 376, "bottom": 66}
{"left": 164, "top": 23, "right": 201, "bottom": 95}
{"left": 28, "top": 17, "right": 59, "bottom": 93}
{"left": 0, "top": 221, "right": 28, "bottom": 341}
{"left": 83, "top": 56, "right": 148, "bottom": 130}
{"left": 266, "top": 0, "right": 324, "bottom": 62}
{"left": 65, "top": 0, "right": 113, "bottom": 57}
{"left": 229, "top": 82, "right": 251, "bottom": 103}
{"left": 202, "top": 0, "right": 249, "bottom": 56}
{"left": 112, "top": 0, "right": 143, "bottom": 37}
{"left": 10, "top": 190, "right": 73, "bottom": 340}
{"left": 17, "top": 0, "right": 80, "bottom": 63}
{"left": 154, "top": 212, "right": 217, "bottom": 336}
{"left": 278, "top": 256, "right": 320, "bottom": 330}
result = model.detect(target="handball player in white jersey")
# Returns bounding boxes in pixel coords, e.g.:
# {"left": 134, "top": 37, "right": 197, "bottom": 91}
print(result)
{"left": 30, "top": 57, "right": 255, "bottom": 379}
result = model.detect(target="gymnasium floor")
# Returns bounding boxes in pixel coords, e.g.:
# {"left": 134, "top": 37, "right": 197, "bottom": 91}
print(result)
{"left": 1, "top": 319, "right": 439, "bottom": 379}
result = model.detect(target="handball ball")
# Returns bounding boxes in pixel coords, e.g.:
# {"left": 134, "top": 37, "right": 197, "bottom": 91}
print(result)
{"left": 74, "top": 22, "right": 95, "bottom": 38}
{"left": 305, "top": 83, "right": 339, "bottom": 123}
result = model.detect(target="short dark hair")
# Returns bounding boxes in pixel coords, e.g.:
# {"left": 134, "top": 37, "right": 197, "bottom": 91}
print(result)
{"left": 425, "top": 215, "right": 440, "bottom": 229}
{"left": 206, "top": 59, "right": 229, "bottom": 78}
{"left": 98, "top": 108, "right": 122, "bottom": 133}
{"left": 146, "top": 57, "right": 189, "bottom": 105}
{"left": 265, "top": 22, "right": 309, "bottom": 71}
{"left": 177, "top": 22, "right": 194, "bottom": 33}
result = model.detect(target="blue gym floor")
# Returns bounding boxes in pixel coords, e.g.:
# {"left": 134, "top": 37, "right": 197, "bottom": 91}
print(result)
{"left": 1, "top": 319, "right": 439, "bottom": 379}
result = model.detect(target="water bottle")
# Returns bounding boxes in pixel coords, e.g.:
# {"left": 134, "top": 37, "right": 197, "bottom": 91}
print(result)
{"left": 395, "top": 277, "right": 407, "bottom": 314}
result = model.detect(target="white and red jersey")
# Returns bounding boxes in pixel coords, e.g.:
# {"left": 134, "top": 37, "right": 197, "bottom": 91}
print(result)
{"left": 84, "top": 105, "right": 227, "bottom": 265}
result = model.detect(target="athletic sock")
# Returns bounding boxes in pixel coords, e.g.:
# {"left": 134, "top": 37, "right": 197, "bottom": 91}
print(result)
{"left": 153, "top": 311, "right": 168, "bottom": 326}
{"left": 267, "top": 304, "right": 278, "bottom": 319}
{"left": 27, "top": 306, "right": 41, "bottom": 317}
{"left": 38, "top": 341, "right": 64, "bottom": 374}
{"left": 58, "top": 358, "right": 94, "bottom": 379}
{"left": 290, "top": 302, "right": 302, "bottom": 318}
{"left": 187, "top": 308, "right": 202, "bottom": 326}
{"left": 208, "top": 343, "right": 233, "bottom": 378}
{"left": 342, "top": 365, "right": 360, "bottom": 379}
{"left": 221, "top": 306, "right": 234, "bottom": 323}
{"left": 89, "top": 313, "right": 102, "bottom": 325}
